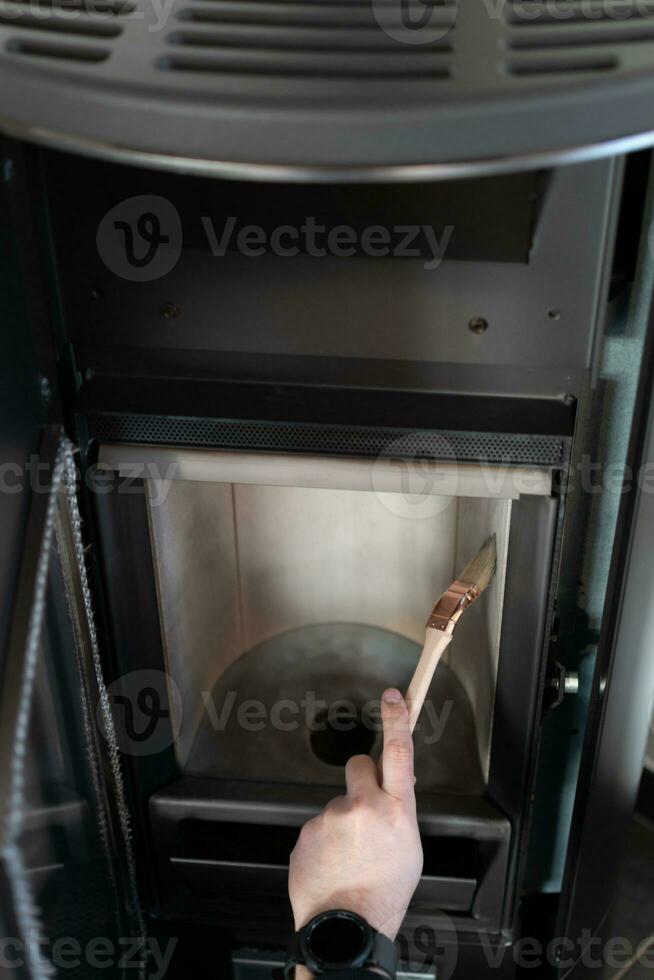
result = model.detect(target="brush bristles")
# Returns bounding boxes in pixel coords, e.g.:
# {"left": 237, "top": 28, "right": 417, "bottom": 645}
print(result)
{"left": 456, "top": 534, "right": 497, "bottom": 594}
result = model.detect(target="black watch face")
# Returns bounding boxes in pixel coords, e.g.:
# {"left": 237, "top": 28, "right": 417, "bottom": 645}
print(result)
{"left": 304, "top": 911, "right": 374, "bottom": 970}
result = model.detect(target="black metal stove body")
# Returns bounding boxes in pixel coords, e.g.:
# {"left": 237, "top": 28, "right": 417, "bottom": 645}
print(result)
{"left": 1, "top": 137, "right": 654, "bottom": 980}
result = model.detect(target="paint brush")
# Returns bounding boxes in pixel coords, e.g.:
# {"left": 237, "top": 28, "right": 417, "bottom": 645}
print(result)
{"left": 405, "top": 534, "right": 497, "bottom": 733}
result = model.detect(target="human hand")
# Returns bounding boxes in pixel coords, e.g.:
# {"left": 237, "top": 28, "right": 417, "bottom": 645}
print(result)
{"left": 289, "top": 688, "right": 424, "bottom": 947}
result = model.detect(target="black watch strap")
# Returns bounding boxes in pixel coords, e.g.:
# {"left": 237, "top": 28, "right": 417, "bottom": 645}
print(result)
{"left": 369, "top": 932, "right": 398, "bottom": 978}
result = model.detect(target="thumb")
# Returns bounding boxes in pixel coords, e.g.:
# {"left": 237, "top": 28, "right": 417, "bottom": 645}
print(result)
{"left": 381, "top": 688, "right": 416, "bottom": 803}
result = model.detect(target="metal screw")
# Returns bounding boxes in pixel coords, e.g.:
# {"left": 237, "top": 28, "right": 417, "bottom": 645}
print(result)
{"left": 2, "top": 158, "right": 14, "bottom": 184}
{"left": 160, "top": 301, "right": 181, "bottom": 320}
{"left": 39, "top": 376, "right": 51, "bottom": 406}
{"left": 468, "top": 317, "right": 488, "bottom": 335}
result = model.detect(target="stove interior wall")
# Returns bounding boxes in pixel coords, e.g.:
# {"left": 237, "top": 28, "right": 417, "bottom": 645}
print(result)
{"left": 146, "top": 476, "right": 511, "bottom": 789}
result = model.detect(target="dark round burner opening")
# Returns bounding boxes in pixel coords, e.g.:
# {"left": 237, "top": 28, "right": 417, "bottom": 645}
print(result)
{"left": 309, "top": 705, "right": 378, "bottom": 767}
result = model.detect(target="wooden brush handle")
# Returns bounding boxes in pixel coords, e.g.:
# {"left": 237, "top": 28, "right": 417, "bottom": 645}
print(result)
{"left": 377, "top": 629, "right": 452, "bottom": 781}
{"left": 406, "top": 629, "right": 453, "bottom": 734}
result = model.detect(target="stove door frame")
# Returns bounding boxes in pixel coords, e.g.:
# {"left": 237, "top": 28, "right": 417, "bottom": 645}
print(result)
{"left": 555, "top": 271, "right": 654, "bottom": 979}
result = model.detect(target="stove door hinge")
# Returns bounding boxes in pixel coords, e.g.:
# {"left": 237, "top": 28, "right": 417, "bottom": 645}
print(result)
{"left": 545, "top": 659, "right": 580, "bottom": 711}
{"left": 543, "top": 619, "right": 580, "bottom": 712}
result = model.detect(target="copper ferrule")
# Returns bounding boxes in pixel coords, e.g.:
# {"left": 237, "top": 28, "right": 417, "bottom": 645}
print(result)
{"left": 426, "top": 581, "right": 481, "bottom": 635}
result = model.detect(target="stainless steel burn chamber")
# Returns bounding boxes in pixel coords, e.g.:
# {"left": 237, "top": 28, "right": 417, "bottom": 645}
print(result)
{"left": 92, "top": 398, "right": 565, "bottom": 950}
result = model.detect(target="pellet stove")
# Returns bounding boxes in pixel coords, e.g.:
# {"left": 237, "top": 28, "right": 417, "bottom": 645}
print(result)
{"left": 2, "top": 13, "right": 654, "bottom": 978}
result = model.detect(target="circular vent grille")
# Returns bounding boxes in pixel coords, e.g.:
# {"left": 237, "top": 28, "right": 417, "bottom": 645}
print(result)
{"left": 0, "top": 0, "right": 133, "bottom": 61}
{"left": 505, "top": 0, "right": 654, "bottom": 74}
{"left": 0, "top": 0, "right": 654, "bottom": 174}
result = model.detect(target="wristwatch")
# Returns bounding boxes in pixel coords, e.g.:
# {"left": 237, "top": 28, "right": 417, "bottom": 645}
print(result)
{"left": 283, "top": 909, "right": 398, "bottom": 978}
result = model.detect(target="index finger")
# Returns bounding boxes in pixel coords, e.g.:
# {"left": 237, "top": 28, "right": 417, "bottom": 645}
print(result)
{"left": 380, "top": 688, "right": 416, "bottom": 803}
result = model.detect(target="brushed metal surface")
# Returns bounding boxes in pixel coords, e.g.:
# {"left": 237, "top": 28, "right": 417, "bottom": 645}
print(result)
{"left": 187, "top": 623, "right": 486, "bottom": 795}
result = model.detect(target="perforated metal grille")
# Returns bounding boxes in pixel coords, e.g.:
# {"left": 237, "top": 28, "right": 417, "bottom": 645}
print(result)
{"left": 1, "top": 0, "right": 133, "bottom": 64}
{"left": 160, "top": 0, "right": 457, "bottom": 80}
{"left": 505, "top": 0, "right": 654, "bottom": 75}
{"left": 4, "top": 0, "right": 652, "bottom": 79}
{"left": 2, "top": 0, "right": 654, "bottom": 171}
{"left": 87, "top": 413, "right": 566, "bottom": 465}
